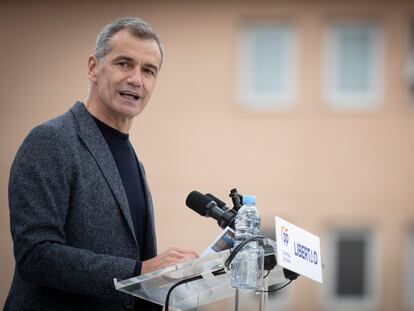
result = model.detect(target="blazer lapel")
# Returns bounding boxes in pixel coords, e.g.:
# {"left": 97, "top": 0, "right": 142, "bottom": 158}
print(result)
{"left": 69, "top": 102, "right": 138, "bottom": 247}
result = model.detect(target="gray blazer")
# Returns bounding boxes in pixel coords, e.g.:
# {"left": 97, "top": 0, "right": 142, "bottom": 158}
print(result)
{"left": 5, "top": 102, "right": 158, "bottom": 311}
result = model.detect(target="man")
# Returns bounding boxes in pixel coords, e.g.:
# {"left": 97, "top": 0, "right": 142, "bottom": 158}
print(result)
{"left": 5, "top": 17, "right": 197, "bottom": 311}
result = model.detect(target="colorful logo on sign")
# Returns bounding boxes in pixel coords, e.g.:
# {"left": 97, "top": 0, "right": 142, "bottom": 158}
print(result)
{"left": 281, "top": 226, "right": 289, "bottom": 246}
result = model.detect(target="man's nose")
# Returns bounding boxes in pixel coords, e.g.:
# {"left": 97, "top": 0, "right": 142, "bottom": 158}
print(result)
{"left": 127, "top": 68, "right": 143, "bottom": 87}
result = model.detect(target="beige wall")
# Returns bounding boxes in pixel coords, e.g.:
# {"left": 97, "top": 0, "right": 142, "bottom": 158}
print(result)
{"left": 1, "top": 1, "right": 414, "bottom": 310}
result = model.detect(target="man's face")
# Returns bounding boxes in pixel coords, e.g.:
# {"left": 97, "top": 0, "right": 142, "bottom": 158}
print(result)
{"left": 88, "top": 29, "right": 162, "bottom": 120}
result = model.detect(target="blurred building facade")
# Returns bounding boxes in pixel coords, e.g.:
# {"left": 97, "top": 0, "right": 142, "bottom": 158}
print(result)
{"left": 1, "top": 1, "right": 414, "bottom": 310}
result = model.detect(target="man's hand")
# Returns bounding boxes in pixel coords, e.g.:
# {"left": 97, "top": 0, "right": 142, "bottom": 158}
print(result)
{"left": 141, "top": 246, "right": 198, "bottom": 274}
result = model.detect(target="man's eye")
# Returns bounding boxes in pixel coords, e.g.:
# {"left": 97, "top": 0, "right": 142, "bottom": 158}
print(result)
{"left": 118, "top": 62, "right": 130, "bottom": 68}
{"left": 143, "top": 68, "right": 156, "bottom": 77}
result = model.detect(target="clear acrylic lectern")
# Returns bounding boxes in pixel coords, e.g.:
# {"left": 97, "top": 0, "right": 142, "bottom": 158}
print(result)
{"left": 114, "top": 247, "right": 289, "bottom": 310}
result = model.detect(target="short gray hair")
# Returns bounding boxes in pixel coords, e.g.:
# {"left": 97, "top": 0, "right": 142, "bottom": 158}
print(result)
{"left": 94, "top": 17, "right": 163, "bottom": 64}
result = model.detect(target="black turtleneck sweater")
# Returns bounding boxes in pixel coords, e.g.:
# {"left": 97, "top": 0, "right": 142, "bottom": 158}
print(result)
{"left": 93, "top": 116, "right": 147, "bottom": 275}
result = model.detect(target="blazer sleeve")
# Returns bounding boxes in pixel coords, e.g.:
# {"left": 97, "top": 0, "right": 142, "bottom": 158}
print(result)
{"left": 8, "top": 124, "right": 136, "bottom": 298}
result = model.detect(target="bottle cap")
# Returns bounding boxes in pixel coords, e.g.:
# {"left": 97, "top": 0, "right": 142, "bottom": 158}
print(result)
{"left": 242, "top": 195, "right": 256, "bottom": 205}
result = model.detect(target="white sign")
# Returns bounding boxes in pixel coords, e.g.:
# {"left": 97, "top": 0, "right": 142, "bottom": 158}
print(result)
{"left": 275, "top": 216, "right": 323, "bottom": 283}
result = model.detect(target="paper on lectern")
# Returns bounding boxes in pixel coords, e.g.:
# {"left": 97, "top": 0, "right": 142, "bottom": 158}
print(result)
{"left": 201, "top": 227, "right": 235, "bottom": 256}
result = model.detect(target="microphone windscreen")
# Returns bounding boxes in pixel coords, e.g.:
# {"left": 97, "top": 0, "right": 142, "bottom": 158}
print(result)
{"left": 186, "top": 191, "right": 212, "bottom": 216}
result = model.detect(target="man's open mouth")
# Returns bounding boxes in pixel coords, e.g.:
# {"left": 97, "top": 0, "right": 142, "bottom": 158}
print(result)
{"left": 119, "top": 90, "right": 140, "bottom": 100}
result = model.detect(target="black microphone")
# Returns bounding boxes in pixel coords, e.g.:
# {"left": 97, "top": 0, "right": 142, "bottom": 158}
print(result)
{"left": 205, "top": 193, "right": 229, "bottom": 211}
{"left": 186, "top": 191, "right": 237, "bottom": 229}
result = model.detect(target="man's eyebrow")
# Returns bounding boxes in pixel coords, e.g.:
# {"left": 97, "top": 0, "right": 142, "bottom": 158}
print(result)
{"left": 111, "top": 56, "right": 159, "bottom": 71}
{"left": 112, "top": 56, "right": 134, "bottom": 63}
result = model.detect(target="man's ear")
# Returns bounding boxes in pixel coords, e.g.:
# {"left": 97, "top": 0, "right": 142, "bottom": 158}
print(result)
{"left": 87, "top": 55, "right": 99, "bottom": 82}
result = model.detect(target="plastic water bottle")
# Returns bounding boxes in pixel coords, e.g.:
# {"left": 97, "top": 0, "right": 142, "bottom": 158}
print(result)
{"left": 231, "top": 195, "right": 264, "bottom": 289}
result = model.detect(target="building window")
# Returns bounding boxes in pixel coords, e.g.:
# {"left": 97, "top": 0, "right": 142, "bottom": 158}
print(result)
{"left": 238, "top": 22, "right": 298, "bottom": 110}
{"left": 324, "top": 21, "right": 384, "bottom": 110}
{"left": 335, "top": 235, "right": 366, "bottom": 296}
{"left": 406, "top": 230, "right": 414, "bottom": 310}
{"left": 406, "top": 21, "right": 414, "bottom": 102}
{"left": 324, "top": 229, "right": 378, "bottom": 311}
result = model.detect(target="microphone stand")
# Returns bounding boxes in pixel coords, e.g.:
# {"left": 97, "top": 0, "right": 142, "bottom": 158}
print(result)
{"left": 235, "top": 289, "right": 240, "bottom": 311}
{"left": 259, "top": 277, "right": 268, "bottom": 311}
